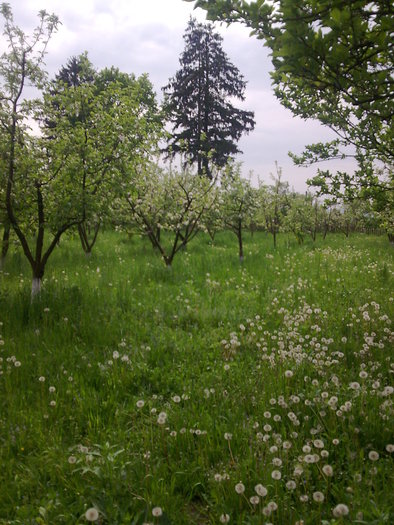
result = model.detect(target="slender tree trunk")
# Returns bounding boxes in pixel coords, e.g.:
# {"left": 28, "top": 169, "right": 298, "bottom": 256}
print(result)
{"left": 78, "top": 221, "right": 100, "bottom": 256}
{"left": 238, "top": 220, "right": 244, "bottom": 262}
{"left": 31, "top": 276, "right": 42, "bottom": 298}
{"left": 273, "top": 230, "right": 277, "bottom": 249}
{"left": 0, "top": 224, "right": 11, "bottom": 269}
{"left": 31, "top": 262, "right": 45, "bottom": 300}
{"left": 388, "top": 233, "right": 394, "bottom": 244}
{"left": 207, "top": 228, "right": 215, "bottom": 242}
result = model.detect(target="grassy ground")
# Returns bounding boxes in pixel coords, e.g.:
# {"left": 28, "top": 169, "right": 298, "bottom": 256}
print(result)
{"left": 0, "top": 231, "right": 393, "bottom": 524}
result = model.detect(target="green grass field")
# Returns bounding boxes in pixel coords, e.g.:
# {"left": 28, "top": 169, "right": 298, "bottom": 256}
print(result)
{"left": 0, "top": 231, "right": 393, "bottom": 524}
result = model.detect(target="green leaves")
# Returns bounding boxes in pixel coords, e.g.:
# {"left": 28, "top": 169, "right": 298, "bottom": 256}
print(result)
{"left": 186, "top": 0, "right": 394, "bottom": 196}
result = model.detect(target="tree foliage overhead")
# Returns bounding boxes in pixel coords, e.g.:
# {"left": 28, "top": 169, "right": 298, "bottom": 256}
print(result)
{"left": 187, "top": 1, "right": 393, "bottom": 164}
{"left": 163, "top": 17, "right": 255, "bottom": 177}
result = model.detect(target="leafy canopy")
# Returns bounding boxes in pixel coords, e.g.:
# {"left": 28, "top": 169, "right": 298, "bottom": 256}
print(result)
{"left": 186, "top": 1, "right": 393, "bottom": 163}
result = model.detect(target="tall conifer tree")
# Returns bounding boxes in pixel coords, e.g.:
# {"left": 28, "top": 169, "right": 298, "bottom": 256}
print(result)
{"left": 163, "top": 18, "right": 255, "bottom": 178}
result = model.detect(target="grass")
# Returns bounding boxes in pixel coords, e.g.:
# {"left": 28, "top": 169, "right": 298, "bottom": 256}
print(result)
{"left": 0, "top": 230, "right": 393, "bottom": 524}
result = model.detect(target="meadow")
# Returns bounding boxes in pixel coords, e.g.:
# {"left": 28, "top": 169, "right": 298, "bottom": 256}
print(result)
{"left": 0, "top": 231, "right": 393, "bottom": 525}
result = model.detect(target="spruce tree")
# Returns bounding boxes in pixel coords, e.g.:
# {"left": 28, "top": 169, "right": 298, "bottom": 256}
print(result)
{"left": 163, "top": 18, "right": 255, "bottom": 178}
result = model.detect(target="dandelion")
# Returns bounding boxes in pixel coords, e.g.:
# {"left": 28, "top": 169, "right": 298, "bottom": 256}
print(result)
{"left": 39, "top": 376, "right": 45, "bottom": 382}
{"left": 235, "top": 482, "right": 245, "bottom": 494}
{"left": 254, "top": 484, "right": 268, "bottom": 497}
{"left": 313, "top": 439, "right": 324, "bottom": 449}
{"left": 157, "top": 412, "right": 167, "bottom": 425}
{"left": 386, "top": 444, "right": 394, "bottom": 453}
{"left": 14, "top": 361, "right": 21, "bottom": 367}
{"left": 68, "top": 456, "right": 77, "bottom": 464}
{"left": 285, "top": 370, "right": 293, "bottom": 378}
{"left": 136, "top": 400, "right": 145, "bottom": 408}
{"left": 152, "top": 507, "right": 163, "bottom": 517}
{"left": 293, "top": 466, "right": 303, "bottom": 477}
{"left": 313, "top": 491, "right": 325, "bottom": 502}
{"left": 214, "top": 473, "right": 222, "bottom": 482}
{"left": 172, "top": 395, "right": 181, "bottom": 403}
{"left": 368, "top": 450, "right": 379, "bottom": 461}
{"left": 220, "top": 514, "right": 230, "bottom": 523}
{"left": 322, "top": 464, "right": 333, "bottom": 476}
{"left": 271, "top": 470, "right": 281, "bottom": 480}
{"left": 49, "top": 400, "right": 56, "bottom": 407}
{"left": 286, "top": 480, "right": 296, "bottom": 490}
{"left": 85, "top": 507, "right": 99, "bottom": 521}
{"left": 224, "top": 432, "right": 233, "bottom": 441}
{"left": 267, "top": 501, "right": 278, "bottom": 512}
{"left": 332, "top": 504, "right": 349, "bottom": 517}
{"left": 49, "top": 386, "right": 56, "bottom": 393}
{"left": 250, "top": 495, "right": 260, "bottom": 505}
{"left": 300, "top": 495, "right": 309, "bottom": 503}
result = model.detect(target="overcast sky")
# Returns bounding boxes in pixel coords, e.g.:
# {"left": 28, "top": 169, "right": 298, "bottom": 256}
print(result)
{"left": 3, "top": 0, "right": 356, "bottom": 191}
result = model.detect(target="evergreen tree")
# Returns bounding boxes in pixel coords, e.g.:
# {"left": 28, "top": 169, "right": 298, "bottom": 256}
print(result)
{"left": 163, "top": 18, "right": 255, "bottom": 178}
{"left": 54, "top": 52, "right": 96, "bottom": 88}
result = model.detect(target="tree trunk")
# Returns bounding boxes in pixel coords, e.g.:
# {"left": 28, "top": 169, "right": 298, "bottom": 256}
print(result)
{"left": 207, "top": 228, "right": 216, "bottom": 242}
{"left": 0, "top": 224, "right": 11, "bottom": 269}
{"left": 238, "top": 220, "right": 244, "bottom": 262}
{"left": 31, "top": 276, "right": 42, "bottom": 299}
{"left": 78, "top": 221, "right": 100, "bottom": 255}
{"left": 388, "top": 233, "right": 394, "bottom": 244}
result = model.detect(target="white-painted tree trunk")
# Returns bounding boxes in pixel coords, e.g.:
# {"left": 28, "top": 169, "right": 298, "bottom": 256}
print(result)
{"left": 31, "top": 277, "right": 42, "bottom": 299}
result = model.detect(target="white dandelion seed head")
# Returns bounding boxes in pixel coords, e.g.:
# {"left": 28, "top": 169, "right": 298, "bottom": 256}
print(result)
{"left": 332, "top": 503, "right": 349, "bottom": 517}
{"left": 368, "top": 450, "right": 379, "bottom": 461}
{"left": 313, "top": 491, "right": 325, "bottom": 502}
{"left": 85, "top": 507, "right": 99, "bottom": 521}
{"left": 235, "top": 482, "right": 245, "bottom": 494}
{"left": 322, "top": 464, "right": 333, "bottom": 476}
{"left": 254, "top": 484, "right": 267, "bottom": 497}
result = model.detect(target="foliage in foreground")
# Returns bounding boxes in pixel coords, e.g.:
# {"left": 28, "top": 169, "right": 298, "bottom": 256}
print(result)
{"left": 188, "top": 0, "right": 393, "bottom": 199}
{"left": 0, "top": 232, "right": 393, "bottom": 524}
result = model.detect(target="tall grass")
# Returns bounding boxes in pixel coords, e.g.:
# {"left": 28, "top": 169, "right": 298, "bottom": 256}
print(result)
{"left": 0, "top": 231, "right": 392, "bottom": 524}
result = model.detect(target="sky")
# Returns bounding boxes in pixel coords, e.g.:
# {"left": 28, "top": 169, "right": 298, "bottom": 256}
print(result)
{"left": 2, "top": 0, "right": 356, "bottom": 191}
